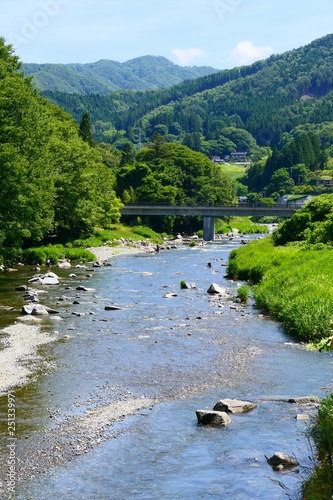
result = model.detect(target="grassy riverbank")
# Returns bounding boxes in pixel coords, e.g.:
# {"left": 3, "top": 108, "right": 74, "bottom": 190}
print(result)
{"left": 215, "top": 216, "right": 268, "bottom": 235}
{"left": 0, "top": 225, "right": 165, "bottom": 266}
{"left": 227, "top": 237, "right": 333, "bottom": 346}
{"left": 302, "top": 394, "right": 333, "bottom": 499}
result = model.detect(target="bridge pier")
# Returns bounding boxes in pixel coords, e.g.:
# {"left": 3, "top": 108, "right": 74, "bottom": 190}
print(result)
{"left": 203, "top": 216, "right": 215, "bottom": 241}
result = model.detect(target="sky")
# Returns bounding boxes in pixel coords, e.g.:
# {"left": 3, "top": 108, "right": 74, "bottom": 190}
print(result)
{"left": 1, "top": 0, "right": 333, "bottom": 69}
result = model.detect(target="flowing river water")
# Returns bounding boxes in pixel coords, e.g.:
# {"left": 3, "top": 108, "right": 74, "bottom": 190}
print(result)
{"left": 0, "top": 237, "right": 332, "bottom": 499}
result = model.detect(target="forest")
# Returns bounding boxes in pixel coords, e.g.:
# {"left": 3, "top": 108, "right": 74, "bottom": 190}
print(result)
{"left": 23, "top": 56, "right": 218, "bottom": 94}
{"left": 41, "top": 34, "right": 333, "bottom": 159}
{"left": 0, "top": 38, "right": 234, "bottom": 260}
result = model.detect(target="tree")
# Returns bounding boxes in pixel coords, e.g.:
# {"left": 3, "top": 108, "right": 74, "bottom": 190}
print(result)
{"left": 0, "top": 37, "right": 121, "bottom": 249}
{"left": 120, "top": 142, "right": 134, "bottom": 166}
{"left": 267, "top": 168, "right": 294, "bottom": 196}
{"left": 79, "top": 111, "right": 95, "bottom": 147}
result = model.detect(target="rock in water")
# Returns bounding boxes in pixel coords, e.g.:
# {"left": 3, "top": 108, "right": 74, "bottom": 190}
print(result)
{"left": 213, "top": 399, "right": 257, "bottom": 414}
{"left": 196, "top": 410, "right": 232, "bottom": 427}
{"left": 265, "top": 452, "right": 299, "bottom": 468}
{"left": 207, "top": 283, "right": 226, "bottom": 295}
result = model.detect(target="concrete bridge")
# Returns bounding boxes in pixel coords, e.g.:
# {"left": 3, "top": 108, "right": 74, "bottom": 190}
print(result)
{"left": 120, "top": 204, "right": 299, "bottom": 241}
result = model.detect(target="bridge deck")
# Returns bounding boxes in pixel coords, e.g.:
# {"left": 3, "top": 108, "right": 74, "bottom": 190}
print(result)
{"left": 120, "top": 204, "right": 299, "bottom": 218}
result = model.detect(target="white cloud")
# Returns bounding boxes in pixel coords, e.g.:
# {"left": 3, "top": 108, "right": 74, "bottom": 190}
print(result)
{"left": 229, "top": 41, "right": 274, "bottom": 66}
{"left": 172, "top": 48, "right": 205, "bottom": 66}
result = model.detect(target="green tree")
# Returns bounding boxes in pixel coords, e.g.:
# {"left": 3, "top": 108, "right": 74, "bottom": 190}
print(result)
{"left": 79, "top": 111, "right": 95, "bottom": 147}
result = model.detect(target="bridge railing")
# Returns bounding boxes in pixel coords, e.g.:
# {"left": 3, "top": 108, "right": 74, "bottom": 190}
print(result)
{"left": 122, "top": 203, "right": 301, "bottom": 209}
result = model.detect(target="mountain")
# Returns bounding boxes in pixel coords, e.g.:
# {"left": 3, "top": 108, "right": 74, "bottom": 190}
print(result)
{"left": 41, "top": 35, "right": 333, "bottom": 157}
{"left": 22, "top": 56, "right": 219, "bottom": 94}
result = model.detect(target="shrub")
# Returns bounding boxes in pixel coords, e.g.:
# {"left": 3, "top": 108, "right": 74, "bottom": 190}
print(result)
{"left": 2, "top": 248, "right": 24, "bottom": 266}
{"left": 237, "top": 285, "right": 249, "bottom": 303}
{"left": 23, "top": 248, "right": 47, "bottom": 265}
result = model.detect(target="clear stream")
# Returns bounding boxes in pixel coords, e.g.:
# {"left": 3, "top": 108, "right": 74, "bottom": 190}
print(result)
{"left": 0, "top": 238, "right": 332, "bottom": 499}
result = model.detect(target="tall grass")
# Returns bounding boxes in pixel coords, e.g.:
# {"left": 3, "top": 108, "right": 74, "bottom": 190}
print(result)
{"left": 216, "top": 217, "right": 268, "bottom": 235}
{"left": 227, "top": 238, "right": 333, "bottom": 343}
{"left": 23, "top": 245, "right": 96, "bottom": 265}
{"left": 302, "top": 394, "right": 333, "bottom": 499}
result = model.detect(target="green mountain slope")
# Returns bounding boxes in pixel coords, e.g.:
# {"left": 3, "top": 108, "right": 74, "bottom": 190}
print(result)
{"left": 23, "top": 56, "right": 218, "bottom": 94}
{"left": 41, "top": 34, "right": 333, "bottom": 156}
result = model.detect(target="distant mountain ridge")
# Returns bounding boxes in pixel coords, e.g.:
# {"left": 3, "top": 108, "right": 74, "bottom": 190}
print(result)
{"left": 22, "top": 56, "right": 219, "bottom": 94}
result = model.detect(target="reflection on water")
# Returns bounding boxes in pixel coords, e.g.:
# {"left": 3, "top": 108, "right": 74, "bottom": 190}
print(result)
{"left": 0, "top": 240, "right": 331, "bottom": 499}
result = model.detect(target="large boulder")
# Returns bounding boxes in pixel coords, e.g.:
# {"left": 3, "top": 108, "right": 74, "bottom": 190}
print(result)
{"left": 22, "top": 304, "right": 49, "bottom": 316}
{"left": 41, "top": 272, "right": 59, "bottom": 285}
{"left": 213, "top": 399, "right": 257, "bottom": 414}
{"left": 207, "top": 283, "right": 226, "bottom": 295}
{"left": 57, "top": 261, "right": 71, "bottom": 269}
{"left": 196, "top": 410, "right": 232, "bottom": 427}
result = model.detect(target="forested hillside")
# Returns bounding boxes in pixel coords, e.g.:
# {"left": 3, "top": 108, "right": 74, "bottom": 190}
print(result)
{"left": 23, "top": 56, "right": 218, "bottom": 94}
{"left": 42, "top": 34, "right": 333, "bottom": 158}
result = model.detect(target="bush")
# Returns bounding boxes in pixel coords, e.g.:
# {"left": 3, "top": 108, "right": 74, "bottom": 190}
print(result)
{"left": 1, "top": 247, "right": 24, "bottom": 266}
{"left": 23, "top": 248, "right": 47, "bottom": 265}
{"left": 237, "top": 285, "right": 249, "bottom": 303}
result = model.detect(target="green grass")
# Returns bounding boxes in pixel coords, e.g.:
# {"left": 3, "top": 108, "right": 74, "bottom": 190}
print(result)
{"left": 0, "top": 224, "right": 166, "bottom": 266}
{"left": 303, "top": 394, "right": 333, "bottom": 499}
{"left": 220, "top": 164, "right": 247, "bottom": 182}
{"left": 69, "top": 225, "right": 165, "bottom": 249}
{"left": 216, "top": 217, "right": 268, "bottom": 235}
{"left": 227, "top": 237, "right": 333, "bottom": 343}
{"left": 237, "top": 284, "right": 249, "bottom": 303}
{"left": 23, "top": 245, "right": 96, "bottom": 265}
{"left": 92, "top": 225, "right": 164, "bottom": 244}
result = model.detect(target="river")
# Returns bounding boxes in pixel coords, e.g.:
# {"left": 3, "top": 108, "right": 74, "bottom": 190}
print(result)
{"left": 0, "top": 237, "right": 332, "bottom": 499}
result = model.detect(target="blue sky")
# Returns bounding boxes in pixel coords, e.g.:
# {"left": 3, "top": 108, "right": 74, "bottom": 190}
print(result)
{"left": 2, "top": 0, "right": 333, "bottom": 69}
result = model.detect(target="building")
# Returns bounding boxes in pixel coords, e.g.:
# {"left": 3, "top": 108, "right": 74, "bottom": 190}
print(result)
{"left": 316, "top": 179, "right": 333, "bottom": 188}
{"left": 211, "top": 156, "right": 224, "bottom": 164}
{"left": 225, "top": 152, "right": 249, "bottom": 163}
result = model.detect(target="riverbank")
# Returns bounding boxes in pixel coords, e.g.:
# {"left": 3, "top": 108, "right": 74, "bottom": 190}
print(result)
{"left": 227, "top": 237, "right": 333, "bottom": 348}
